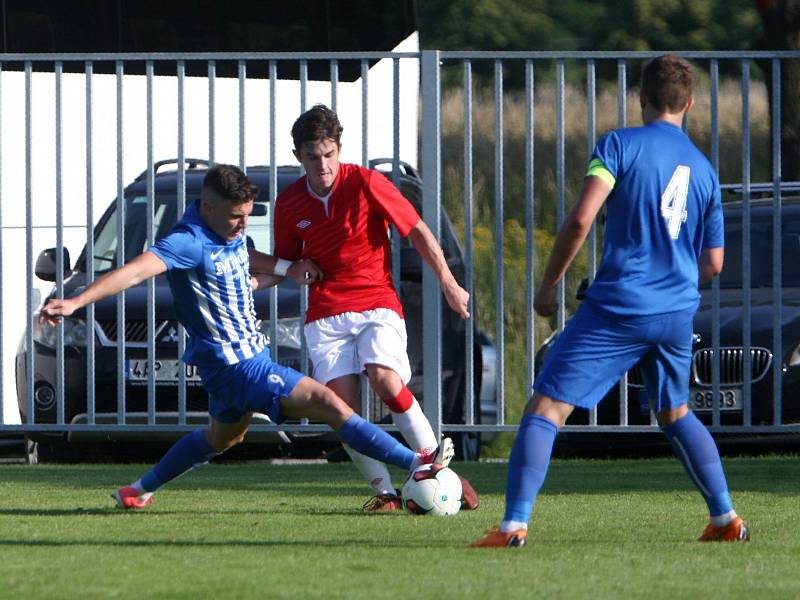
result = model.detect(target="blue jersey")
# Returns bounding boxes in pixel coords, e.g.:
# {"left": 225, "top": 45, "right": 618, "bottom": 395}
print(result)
{"left": 150, "top": 200, "right": 267, "bottom": 367}
{"left": 584, "top": 120, "right": 724, "bottom": 316}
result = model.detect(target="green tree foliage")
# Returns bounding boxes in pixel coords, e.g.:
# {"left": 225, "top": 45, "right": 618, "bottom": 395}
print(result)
{"left": 419, "top": 0, "right": 762, "bottom": 88}
{"left": 419, "top": 0, "right": 761, "bottom": 57}
{"left": 418, "top": 0, "right": 587, "bottom": 52}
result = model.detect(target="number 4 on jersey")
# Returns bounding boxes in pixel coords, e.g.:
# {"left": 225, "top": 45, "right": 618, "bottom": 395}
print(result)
{"left": 661, "top": 165, "right": 690, "bottom": 239}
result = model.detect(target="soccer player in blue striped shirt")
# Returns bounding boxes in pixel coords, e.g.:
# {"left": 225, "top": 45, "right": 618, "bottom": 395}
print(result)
{"left": 40, "top": 164, "right": 453, "bottom": 509}
{"left": 472, "top": 55, "right": 749, "bottom": 547}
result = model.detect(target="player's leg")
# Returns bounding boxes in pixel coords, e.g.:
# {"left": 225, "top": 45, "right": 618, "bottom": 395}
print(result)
{"left": 358, "top": 309, "right": 438, "bottom": 454}
{"left": 280, "top": 376, "right": 451, "bottom": 471}
{"left": 472, "top": 304, "right": 646, "bottom": 547}
{"left": 644, "top": 310, "right": 748, "bottom": 541}
{"left": 365, "top": 365, "right": 437, "bottom": 452}
{"left": 304, "top": 313, "right": 407, "bottom": 507}
{"left": 327, "top": 373, "right": 401, "bottom": 505}
{"left": 113, "top": 414, "right": 247, "bottom": 509}
{"left": 658, "top": 405, "right": 748, "bottom": 540}
{"left": 358, "top": 310, "right": 475, "bottom": 508}
{"left": 364, "top": 362, "right": 479, "bottom": 510}
{"left": 473, "top": 392, "right": 573, "bottom": 547}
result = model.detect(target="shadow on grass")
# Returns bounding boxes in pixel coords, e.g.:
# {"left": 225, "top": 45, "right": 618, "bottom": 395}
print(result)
{"left": 0, "top": 537, "right": 456, "bottom": 549}
{"left": 2, "top": 458, "right": 798, "bottom": 498}
{"left": 0, "top": 507, "right": 369, "bottom": 518}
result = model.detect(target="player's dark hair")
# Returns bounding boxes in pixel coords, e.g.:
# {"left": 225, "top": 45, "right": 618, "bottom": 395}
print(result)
{"left": 641, "top": 55, "right": 693, "bottom": 113}
{"left": 202, "top": 164, "right": 259, "bottom": 205}
{"left": 291, "top": 104, "right": 343, "bottom": 150}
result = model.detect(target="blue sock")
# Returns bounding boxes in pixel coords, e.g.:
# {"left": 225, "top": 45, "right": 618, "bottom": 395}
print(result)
{"left": 338, "top": 414, "right": 415, "bottom": 469}
{"left": 140, "top": 429, "right": 219, "bottom": 492}
{"left": 504, "top": 414, "right": 558, "bottom": 524}
{"left": 661, "top": 411, "right": 733, "bottom": 516}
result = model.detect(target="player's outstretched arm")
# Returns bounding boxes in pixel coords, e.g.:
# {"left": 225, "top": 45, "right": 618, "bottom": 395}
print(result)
{"left": 407, "top": 220, "right": 470, "bottom": 318}
{"left": 534, "top": 175, "right": 611, "bottom": 317}
{"left": 40, "top": 251, "right": 167, "bottom": 325}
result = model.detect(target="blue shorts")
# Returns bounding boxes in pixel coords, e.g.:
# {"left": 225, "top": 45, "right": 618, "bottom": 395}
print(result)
{"left": 534, "top": 302, "right": 695, "bottom": 411}
{"left": 198, "top": 349, "right": 304, "bottom": 424}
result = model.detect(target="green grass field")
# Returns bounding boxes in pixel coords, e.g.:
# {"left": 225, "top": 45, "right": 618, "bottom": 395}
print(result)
{"left": 1, "top": 456, "right": 798, "bottom": 599}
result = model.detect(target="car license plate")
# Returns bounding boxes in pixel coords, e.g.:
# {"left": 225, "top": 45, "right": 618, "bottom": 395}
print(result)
{"left": 127, "top": 360, "right": 202, "bottom": 386}
{"left": 689, "top": 388, "right": 741, "bottom": 412}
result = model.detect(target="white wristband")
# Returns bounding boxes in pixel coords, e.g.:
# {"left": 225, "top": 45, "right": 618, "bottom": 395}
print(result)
{"left": 273, "top": 258, "right": 292, "bottom": 277}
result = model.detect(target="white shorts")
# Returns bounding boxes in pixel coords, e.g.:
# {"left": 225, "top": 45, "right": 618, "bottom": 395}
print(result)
{"left": 304, "top": 308, "right": 411, "bottom": 385}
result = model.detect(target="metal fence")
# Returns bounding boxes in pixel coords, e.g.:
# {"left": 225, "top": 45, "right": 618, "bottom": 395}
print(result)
{"left": 2, "top": 50, "right": 800, "bottom": 458}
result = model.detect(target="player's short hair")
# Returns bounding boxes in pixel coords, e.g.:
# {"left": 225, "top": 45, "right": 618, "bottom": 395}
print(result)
{"left": 202, "top": 164, "right": 259, "bottom": 205}
{"left": 291, "top": 104, "right": 343, "bottom": 149}
{"left": 641, "top": 55, "right": 693, "bottom": 113}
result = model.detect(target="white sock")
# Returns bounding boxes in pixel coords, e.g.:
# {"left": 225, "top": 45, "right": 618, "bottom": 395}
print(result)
{"left": 130, "top": 480, "right": 153, "bottom": 500}
{"left": 710, "top": 510, "right": 737, "bottom": 527}
{"left": 341, "top": 444, "right": 397, "bottom": 495}
{"left": 391, "top": 398, "right": 437, "bottom": 451}
{"left": 500, "top": 520, "right": 528, "bottom": 533}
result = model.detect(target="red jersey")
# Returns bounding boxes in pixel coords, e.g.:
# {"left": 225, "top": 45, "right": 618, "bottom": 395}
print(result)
{"left": 274, "top": 163, "right": 421, "bottom": 323}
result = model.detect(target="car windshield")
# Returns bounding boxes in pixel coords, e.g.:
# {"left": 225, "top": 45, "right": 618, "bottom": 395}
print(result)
{"left": 87, "top": 193, "right": 273, "bottom": 274}
{"left": 90, "top": 194, "right": 181, "bottom": 273}
{"left": 717, "top": 214, "right": 800, "bottom": 288}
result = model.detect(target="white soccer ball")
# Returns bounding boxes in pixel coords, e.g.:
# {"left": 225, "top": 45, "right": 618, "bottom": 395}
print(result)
{"left": 401, "top": 464, "right": 463, "bottom": 516}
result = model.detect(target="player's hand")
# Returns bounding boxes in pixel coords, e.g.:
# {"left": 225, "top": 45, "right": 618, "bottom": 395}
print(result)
{"left": 443, "top": 280, "right": 470, "bottom": 319}
{"left": 534, "top": 284, "right": 557, "bottom": 317}
{"left": 39, "top": 298, "right": 78, "bottom": 326}
{"left": 287, "top": 259, "right": 323, "bottom": 285}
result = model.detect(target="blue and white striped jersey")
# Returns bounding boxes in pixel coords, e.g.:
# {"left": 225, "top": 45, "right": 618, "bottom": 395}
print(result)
{"left": 150, "top": 199, "right": 267, "bottom": 367}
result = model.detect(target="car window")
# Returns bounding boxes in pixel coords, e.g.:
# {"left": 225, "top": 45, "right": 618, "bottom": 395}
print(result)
{"left": 718, "top": 215, "right": 800, "bottom": 288}
{"left": 244, "top": 202, "right": 271, "bottom": 253}
{"left": 92, "top": 195, "right": 178, "bottom": 272}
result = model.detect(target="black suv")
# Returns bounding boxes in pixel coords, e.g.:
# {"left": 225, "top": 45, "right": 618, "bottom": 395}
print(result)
{"left": 17, "top": 159, "right": 498, "bottom": 462}
{"left": 535, "top": 192, "right": 800, "bottom": 428}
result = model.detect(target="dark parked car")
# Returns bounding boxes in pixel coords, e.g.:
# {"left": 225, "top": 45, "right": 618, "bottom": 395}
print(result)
{"left": 17, "top": 158, "right": 497, "bottom": 462}
{"left": 535, "top": 193, "right": 800, "bottom": 428}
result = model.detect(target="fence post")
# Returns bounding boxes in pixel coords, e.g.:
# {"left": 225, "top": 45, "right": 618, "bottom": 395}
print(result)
{"left": 421, "top": 50, "right": 443, "bottom": 441}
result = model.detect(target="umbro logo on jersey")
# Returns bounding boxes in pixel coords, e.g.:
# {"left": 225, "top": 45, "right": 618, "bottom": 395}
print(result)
{"left": 297, "top": 219, "right": 311, "bottom": 229}
{"left": 210, "top": 248, "right": 224, "bottom": 260}
{"left": 268, "top": 373, "right": 286, "bottom": 386}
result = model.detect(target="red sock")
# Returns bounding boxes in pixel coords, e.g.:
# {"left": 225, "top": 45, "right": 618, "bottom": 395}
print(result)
{"left": 383, "top": 386, "right": 414, "bottom": 413}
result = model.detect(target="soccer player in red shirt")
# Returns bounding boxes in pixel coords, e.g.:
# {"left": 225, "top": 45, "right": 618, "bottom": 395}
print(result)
{"left": 264, "top": 104, "right": 478, "bottom": 511}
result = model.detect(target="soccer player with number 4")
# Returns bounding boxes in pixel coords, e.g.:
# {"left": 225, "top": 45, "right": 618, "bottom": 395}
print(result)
{"left": 472, "top": 55, "right": 749, "bottom": 548}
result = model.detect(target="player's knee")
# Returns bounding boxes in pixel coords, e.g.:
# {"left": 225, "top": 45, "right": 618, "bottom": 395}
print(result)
{"left": 656, "top": 403, "right": 689, "bottom": 426}
{"left": 207, "top": 428, "right": 247, "bottom": 452}
{"left": 529, "top": 392, "right": 572, "bottom": 427}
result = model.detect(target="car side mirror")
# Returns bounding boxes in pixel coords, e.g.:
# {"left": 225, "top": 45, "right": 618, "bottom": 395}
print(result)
{"left": 252, "top": 202, "right": 267, "bottom": 216}
{"left": 35, "top": 247, "right": 71, "bottom": 282}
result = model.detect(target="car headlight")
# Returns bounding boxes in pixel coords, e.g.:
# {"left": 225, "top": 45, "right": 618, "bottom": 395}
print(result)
{"left": 258, "top": 317, "right": 303, "bottom": 350}
{"left": 785, "top": 343, "right": 800, "bottom": 368}
{"left": 32, "top": 316, "right": 89, "bottom": 349}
